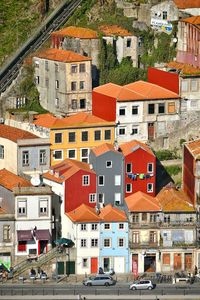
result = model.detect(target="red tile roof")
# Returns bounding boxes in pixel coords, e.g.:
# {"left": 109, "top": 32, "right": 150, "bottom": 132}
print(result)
{"left": 0, "top": 124, "right": 37, "bottom": 142}
{"left": 99, "top": 204, "right": 127, "bottom": 222}
{"left": 51, "top": 26, "right": 98, "bottom": 39}
{"left": 181, "top": 16, "right": 200, "bottom": 29}
{"left": 185, "top": 139, "right": 200, "bottom": 159}
{"left": 99, "top": 25, "right": 133, "bottom": 37}
{"left": 33, "top": 113, "right": 57, "bottom": 128}
{"left": 119, "top": 140, "right": 155, "bottom": 157}
{"left": 0, "top": 169, "right": 32, "bottom": 191}
{"left": 43, "top": 159, "right": 95, "bottom": 183}
{"left": 167, "top": 61, "right": 200, "bottom": 75}
{"left": 174, "top": 0, "right": 200, "bottom": 9}
{"left": 34, "top": 48, "right": 91, "bottom": 63}
{"left": 125, "top": 191, "right": 161, "bottom": 212}
{"left": 91, "top": 143, "right": 118, "bottom": 157}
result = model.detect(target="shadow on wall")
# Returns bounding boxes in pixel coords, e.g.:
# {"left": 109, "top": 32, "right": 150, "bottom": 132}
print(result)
{"left": 156, "top": 158, "right": 174, "bottom": 194}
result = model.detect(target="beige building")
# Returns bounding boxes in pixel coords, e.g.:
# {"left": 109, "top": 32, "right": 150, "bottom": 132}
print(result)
{"left": 33, "top": 48, "right": 92, "bottom": 115}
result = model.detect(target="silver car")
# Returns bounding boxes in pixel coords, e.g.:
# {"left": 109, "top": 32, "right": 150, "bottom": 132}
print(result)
{"left": 129, "top": 279, "right": 154, "bottom": 290}
{"left": 83, "top": 275, "right": 115, "bottom": 286}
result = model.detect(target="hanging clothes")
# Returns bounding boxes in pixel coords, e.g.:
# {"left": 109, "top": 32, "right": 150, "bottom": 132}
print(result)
{"left": 139, "top": 173, "right": 145, "bottom": 179}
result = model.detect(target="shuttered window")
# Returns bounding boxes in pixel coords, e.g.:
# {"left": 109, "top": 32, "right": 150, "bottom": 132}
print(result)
{"left": 163, "top": 253, "right": 170, "bottom": 265}
{"left": 168, "top": 102, "right": 175, "bottom": 113}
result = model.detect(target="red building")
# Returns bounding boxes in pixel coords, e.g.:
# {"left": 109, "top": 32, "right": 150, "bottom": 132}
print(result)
{"left": 43, "top": 159, "right": 96, "bottom": 212}
{"left": 183, "top": 139, "right": 200, "bottom": 206}
{"left": 119, "top": 140, "right": 156, "bottom": 197}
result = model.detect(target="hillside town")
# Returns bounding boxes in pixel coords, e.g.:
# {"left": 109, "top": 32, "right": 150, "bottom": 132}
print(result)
{"left": 1, "top": 0, "right": 200, "bottom": 287}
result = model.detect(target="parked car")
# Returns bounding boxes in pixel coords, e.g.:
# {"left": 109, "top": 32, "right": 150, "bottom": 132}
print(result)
{"left": 129, "top": 280, "right": 154, "bottom": 290}
{"left": 83, "top": 275, "right": 115, "bottom": 286}
{"left": 98, "top": 267, "right": 115, "bottom": 276}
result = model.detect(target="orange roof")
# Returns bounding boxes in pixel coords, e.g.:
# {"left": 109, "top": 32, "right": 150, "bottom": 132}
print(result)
{"left": 119, "top": 140, "right": 155, "bottom": 157}
{"left": 43, "top": 159, "right": 95, "bottom": 183}
{"left": 99, "top": 25, "right": 133, "bottom": 37}
{"left": 0, "top": 124, "right": 37, "bottom": 142}
{"left": 66, "top": 204, "right": 101, "bottom": 222}
{"left": 185, "top": 139, "right": 200, "bottom": 159}
{"left": 91, "top": 143, "right": 118, "bottom": 157}
{"left": 125, "top": 81, "right": 179, "bottom": 99}
{"left": 167, "top": 61, "right": 200, "bottom": 75}
{"left": 174, "top": 0, "right": 200, "bottom": 8}
{"left": 157, "top": 186, "right": 195, "bottom": 212}
{"left": 0, "top": 169, "right": 32, "bottom": 191}
{"left": 33, "top": 113, "right": 57, "bottom": 128}
{"left": 181, "top": 16, "right": 200, "bottom": 30}
{"left": 51, "top": 112, "right": 115, "bottom": 129}
{"left": 34, "top": 48, "right": 91, "bottom": 63}
{"left": 51, "top": 26, "right": 98, "bottom": 39}
{"left": 99, "top": 204, "right": 127, "bottom": 222}
{"left": 125, "top": 191, "right": 161, "bottom": 212}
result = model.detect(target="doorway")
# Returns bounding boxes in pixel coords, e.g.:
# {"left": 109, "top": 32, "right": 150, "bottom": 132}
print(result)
{"left": 144, "top": 254, "right": 156, "bottom": 272}
{"left": 103, "top": 257, "right": 110, "bottom": 272}
{"left": 148, "top": 123, "right": 155, "bottom": 140}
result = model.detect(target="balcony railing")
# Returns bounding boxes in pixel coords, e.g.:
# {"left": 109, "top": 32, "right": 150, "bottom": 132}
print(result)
{"left": 129, "top": 241, "right": 159, "bottom": 249}
{"left": 130, "top": 221, "right": 196, "bottom": 229}
{"left": 129, "top": 241, "right": 198, "bottom": 249}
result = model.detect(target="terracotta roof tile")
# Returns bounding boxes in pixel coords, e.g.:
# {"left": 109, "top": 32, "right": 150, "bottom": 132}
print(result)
{"left": 34, "top": 48, "right": 91, "bottom": 63}
{"left": 167, "top": 61, "right": 200, "bottom": 75}
{"left": 174, "top": 0, "right": 200, "bottom": 8}
{"left": 66, "top": 204, "right": 101, "bottom": 222}
{"left": 43, "top": 158, "right": 95, "bottom": 183}
{"left": 125, "top": 191, "right": 161, "bottom": 212}
{"left": 0, "top": 169, "right": 32, "bottom": 191}
{"left": 91, "top": 143, "right": 118, "bottom": 157}
{"left": 33, "top": 113, "right": 57, "bottom": 128}
{"left": 99, "top": 204, "right": 127, "bottom": 222}
{"left": 119, "top": 140, "right": 155, "bottom": 157}
{"left": 51, "top": 26, "right": 98, "bottom": 39}
{"left": 0, "top": 124, "right": 38, "bottom": 142}
{"left": 99, "top": 25, "right": 133, "bottom": 37}
{"left": 181, "top": 16, "right": 200, "bottom": 30}
{"left": 157, "top": 186, "right": 195, "bottom": 212}
{"left": 185, "top": 139, "right": 200, "bottom": 158}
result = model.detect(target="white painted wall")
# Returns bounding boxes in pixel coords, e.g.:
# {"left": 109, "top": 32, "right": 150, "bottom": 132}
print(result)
{"left": 0, "top": 138, "right": 18, "bottom": 174}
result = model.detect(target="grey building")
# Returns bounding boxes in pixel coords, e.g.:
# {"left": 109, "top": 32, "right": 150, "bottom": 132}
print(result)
{"left": 89, "top": 143, "right": 125, "bottom": 208}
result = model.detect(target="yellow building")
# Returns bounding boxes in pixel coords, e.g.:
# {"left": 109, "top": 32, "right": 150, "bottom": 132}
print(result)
{"left": 49, "top": 112, "right": 115, "bottom": 165}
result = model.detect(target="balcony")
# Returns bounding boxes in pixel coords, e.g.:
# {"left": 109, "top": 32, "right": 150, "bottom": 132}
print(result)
{"left": 129, "top": 241, "right": 159, "bottom": 249}
{"left": 129, "top": 221, "right": 196, "bottom": 229}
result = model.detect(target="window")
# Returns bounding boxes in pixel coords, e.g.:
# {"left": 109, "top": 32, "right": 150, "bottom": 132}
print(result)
{"left": 82, "top": 258, "right": 88, "bottom": 267}
{"left": 127, "top": 39, "right": 131, "bottom": 47}
{"left": 119, "top": 107, "right": 126, "bottom": 116}
{"left": 71, "top": 64, "right": 77, "bottom": 73}
{"left": 53, "top": 150, "right": 62, "bottom": 160}
{"left": 55, "top": 133, "right": 62, "bottom": 143}
{"left": 39, "top": 198, "right": 48, "bottom": 216}
{"left": 68, "top": 132, "right": 76, "bottom": 143}
{"left": 104, "top": 130, "right": 111, "bottom": 140}
{"left": 55, "top": 63, "right": 59, "bottom": 72}
{"left": 104, "top": 238, "right": 111, "bottom": 247}
{"left": 68, "top": 149, "right": 76, "bottom": 159}
{"left": 71, "top": 99, "right": 77, "bottom": 110}
{"left": 118, "top": 238, "right": 124, "bottom": 247}
{"left": 45, "top": 60, "right": 49, "bottom": 71}
{"left": 163, "top": 11, "right": 167, "bottom": 20}
{"left": 104, "top": 223, "right": 110, "bottom": 230}
{"left": 147, "top": 163, "right": 153, "bottom": 173}
{"left": 91, "top": 224, "right": 98, "bottom": 231}
{"left": 119, "top": 127, "right": 125, "bottom": 135}
{"left": 106, "top": 161, "right": 112, "bottom": 168}
{"left": 80, "top": 99, "right": 86, "bottom": 109}
{"left": 131, "top": 127, "right": 138, "bottom": 135}
{"left": 18, "top": 241, "right": 26, "bottom": 252}
{"left": 158, "top": 103, "right": 165, "bottom": 114}
{"left": 80, "top": 81, "right": 85, "bottom": 90}
{"left": 71, "top": 81, "right": 77, "bottom": 91}
{"left": 147, "top": 183, "right": 153, "bottom": 193}
{"left": 3, "top": 225, "right": 10, "bottom": 241}
{"left": 115, "top": 175, "right": 121, "bottom": 186}
{"left": 119, "top": 223, "right": 124, "bottom": 230}
{"left": 181, "top": 81, "right": 188, "bottom": 92}
{"left": 142, "top": 213, "right": 147, "bottom": 221}
{"left": 35, "top": 76, "right": 40, "bottom": 85}
{"left": 126, "top": 183, "right": 132, "bottom": 193}
{"left": 82, "top": 131, "right": 88, "bottom": 141}
{"left": 126, "top": 163, "right": 132, "bottom": 173}
{"left": 91, "top": 239, "right": 98, "bottom": 247}
{"left": 81, "top": 148, "right": 89, "bottom": 163}
{"left": 35, "top": 61, "right": 39, "bottom": 68}
{"left": 150, "top": 214, "right": 157, "bottom": 223}
{"left": 81, "top": 239, "right": 87, "bottom": 247}
{"left": 22, "top": 151, "right": 29, "bottom": 166}
{"left": 89, "top": 194, "right": 96, "bottom": 203}
{"left": 132, "top": 231, "right": 139, "bottom": 244}
{"left": 39, "top": 149, "right": 46, "bottom": 165}
{"left": 132, "top": 214, "right": 139, "bottom": 223}
{"left": 168, "top": 102, "right": 175, "bottom": 113}
{"left": 98, "top": 193, "right": 104, "bottom": 203}
{"left": 150, "top": 231, "right": 157, "bottom": 243}
{"left": 0, "top": 145, "right": 4, "bottom": 159}
{"left": 81, "top": 224, "right": 87, "bottom": 231}
{"left": 55, "top": 80, "right": 59, "bottom": 89}
{"left": 132, "top": 106, "right": 138, "bottom": 115}
{"left": 79, "top": 63, "right": 85, "bottom": 72}
{"left": 45, "top": 78, "right": 49, "bottom": 87}
{"left": 98, "top": 175, "right": 104, "bottom": 186}
{"left": 115, "top": 193, "right": 121, "bottom": 205}
{"left": 18, "top": 199, "right": 27, "bottom": 216}
{"left": 191, "top": 80, "right": 198, "bottom": 92}
{"left": 94, "top": 130, "right": 101, "bottom": 141}
{"left": 82, "top": 175, "right": 90, "bottom": 186}
{"left": 55, "top": 98, "right": 59, "bottom": 108}
{"left": 148, "top": 104, "right": 155, "bottom": 114}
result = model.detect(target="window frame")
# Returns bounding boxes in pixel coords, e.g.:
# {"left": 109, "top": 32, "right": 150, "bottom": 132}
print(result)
{"left": 53, "top": 150, "right": 63, "bottom": 160}
{"left": 81, "top": 131, "right": 88, "bottom": 142}
{"left": 103, "top": 238, "right": 111, "bottom": 248}
{"left": 126, "top": 183, "right": 132, "bottom": 193}
{"left": 81, "top": 148, "right": 89, "bottom": 163}
{"left": 22, "top": 151, "right": 29, "bottom": 167}
{"left": 94, "top": 130, "right": 101, "bottom": 141}
{"left": 82, "top": 175, "right": 90, "bottom": 186}
{"left": 104, "top": 130, "right": 111, "bottom": 140}
{"left": 39, "top": 198, "right": 48, "bottom": 217}
{"left": 39, "top": 149, "right": 47, "bottom": 165}
{"left": 89, "top": 194, "right": 96, "bottom": 203}
{"left": 71, "top": 81, "right": 77, "bottom": 91}
{"left": 98, "top": 175, "right": 104, "bottom": 186}
{"left": 17, "top": 199, "right": 27, "bottom": 217}
{"left": 106, "top": 161, "right": 112, "bottom": 168}
{"left": 119, "top": 107, "right": 126, "bottom": 116}
{"left": 68, "top": 149, "right": 76, "bottom": 159}
{"left": 147, "top": 183, "right": 153, "bottom": 193}
{"left": 3, "top": 225, "right": 11, "bottom": 242}
{"left": 0, "top": 145, "right": 4, "bottom": 159}
{"left": 68, "top": 132, "right": 76, "bottom": 143}
{"left": 148, "top": 103, "right": 155, "bottom": 114}
{"left": 55, "top": 133, "right": 62, "bottom": 144}
{"left": 147, "top": 163, "right": 153, "bottom": 173}
{"left": 132, "top": 106, "right": 138, "bottom": 115}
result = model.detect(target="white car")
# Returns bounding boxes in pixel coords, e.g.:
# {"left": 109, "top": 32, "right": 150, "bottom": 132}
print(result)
{"left": 129, "top": 280, "right": 154, "bottom": 290}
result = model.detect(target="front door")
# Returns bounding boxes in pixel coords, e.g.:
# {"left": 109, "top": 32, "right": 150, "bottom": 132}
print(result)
{"left": 114, "top": 257, "right": 124, "bottom": 273}
{"left": 174, "top": 253, "right": 182, "bottom": 270}
{"left": 185, "top": 253, "right": 192, "bottom": 271}
{"left": 91, "top": 257, "right": 98, "bottom": 274}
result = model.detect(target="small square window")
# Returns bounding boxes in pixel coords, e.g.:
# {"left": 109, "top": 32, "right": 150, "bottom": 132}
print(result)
{"left": 68, "top": 149, "right": 76, "bottom": 159}
{"left": 148, "top": 104, "right": 155, "bottom": 114}
{"left": 81, "top": 224, "right": 87, "bottom": 231}
{"left": 71, "top": 99, "right": 77, "bottom": 110}
{"left": 69, "top": 132, "right": 76, "bottom": 142}
{"left": 104, "top": 224, "right": 110, "bottom": 230}
{"left": 53, "top": 150, "right": 62, "bottom": 160}
{"left": 81, "top": 149, "right": 89, "bottom": 163}
{"left": 127, "top": 39, "right": 131, "bottom": 47}
{"left": 80, "top": 81, "right": 85, "bottom": 90}
{"left": 119, "top": 107, "right": 126, "bottom": 116}
{"left": 104, "top": 130, "right": 111, "bottom": 140}
{"left": 80, "top": 99, "right": 86, "bottom": 109}
{"left": 106, "top": 161, "right": 112, "bottom": 168}
{"left": 147, "top": 163, "right": 153, "bottom": 173}
{"left": 82, "top": 131, "right": 88, "bottom": 141}
{"left": 82, "top": 175, "right": 90, "bottom": 186}
{"left": 126, "top": 163, "right": 132, "bottom": 173}
{"left": 104, "top": 238, "right": 111, "bottom": 247}
{"left": 119, "top": 127, "right": 125, "bottom": 135}
{"left": 119, "top": 223, "right": 124, "bottom": 230}
{"left": 118, "top": 238, "right": 124, "bottom": 247}
{"left": 55, "top": 133, "right": 62, "bottom": 143}
{"left": 79, "top": 63, "right": 85, "bottom": 72}
{"left": 89, "top": 194, "right": 96, "bottom": 203}
{"left": 71, "top": 81, "right": 77, "bottom": 91}
{"left": 147, "top": 183, "right": 153, "bottom": 193}
{"left": 91, "top": 224, "right": 98, "bottom": 230}
{"left": 98, "top": 175, "right": 104, "bottom": 186}
{"left": 158, "top": 103, "right": 165, "bottom": 114}
{"left": 91, "top": 239, "right": 98, "bottom": 247}
{"left": 81, "top": 239, "right": 87, "bottom": 247}
{"left": 94, "top": 130, "right": 101, "bottom": 141}
{"left": 126, "top": 183, "right": 132, "bottom": 193}
{"left": 71, "top": 64, "right": 77, "bottom": 73}
{"left": 131, "top": 127, "right": 138, "bottom": 135}
{"left": 132, "top": 106, "right": 138, "bottom": 115}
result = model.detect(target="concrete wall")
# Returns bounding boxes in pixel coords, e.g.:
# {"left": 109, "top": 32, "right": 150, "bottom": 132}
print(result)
{"left": 0, "top": 138, "right": 18, "bottom": 174}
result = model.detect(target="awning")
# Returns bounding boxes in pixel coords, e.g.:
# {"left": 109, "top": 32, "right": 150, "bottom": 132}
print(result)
{"left": 35, "top": 229, "right": 51, "bottom": 241}
{"left": 17, "top": 230, "right": 33, "bottom": 241}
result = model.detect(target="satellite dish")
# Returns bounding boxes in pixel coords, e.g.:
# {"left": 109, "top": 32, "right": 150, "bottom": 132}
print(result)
{"left": 31, "top": 176, "right": 41, "bottom": 186}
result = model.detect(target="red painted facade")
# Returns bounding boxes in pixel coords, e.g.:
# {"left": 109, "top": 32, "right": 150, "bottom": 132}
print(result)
{"left": 92, "top": 91, "right": 116, "bottom": 122}
{"left": 124, "top": 147, "right": 156, "bottom": 197}
{"left": 148, "top": 67, "right": 179, "bottom": 94}
{"left": 64, "top": 169, "right": 96, "bottom": 212}
{"left": 183, "top": 146, "right": 195, "bottom": 205}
